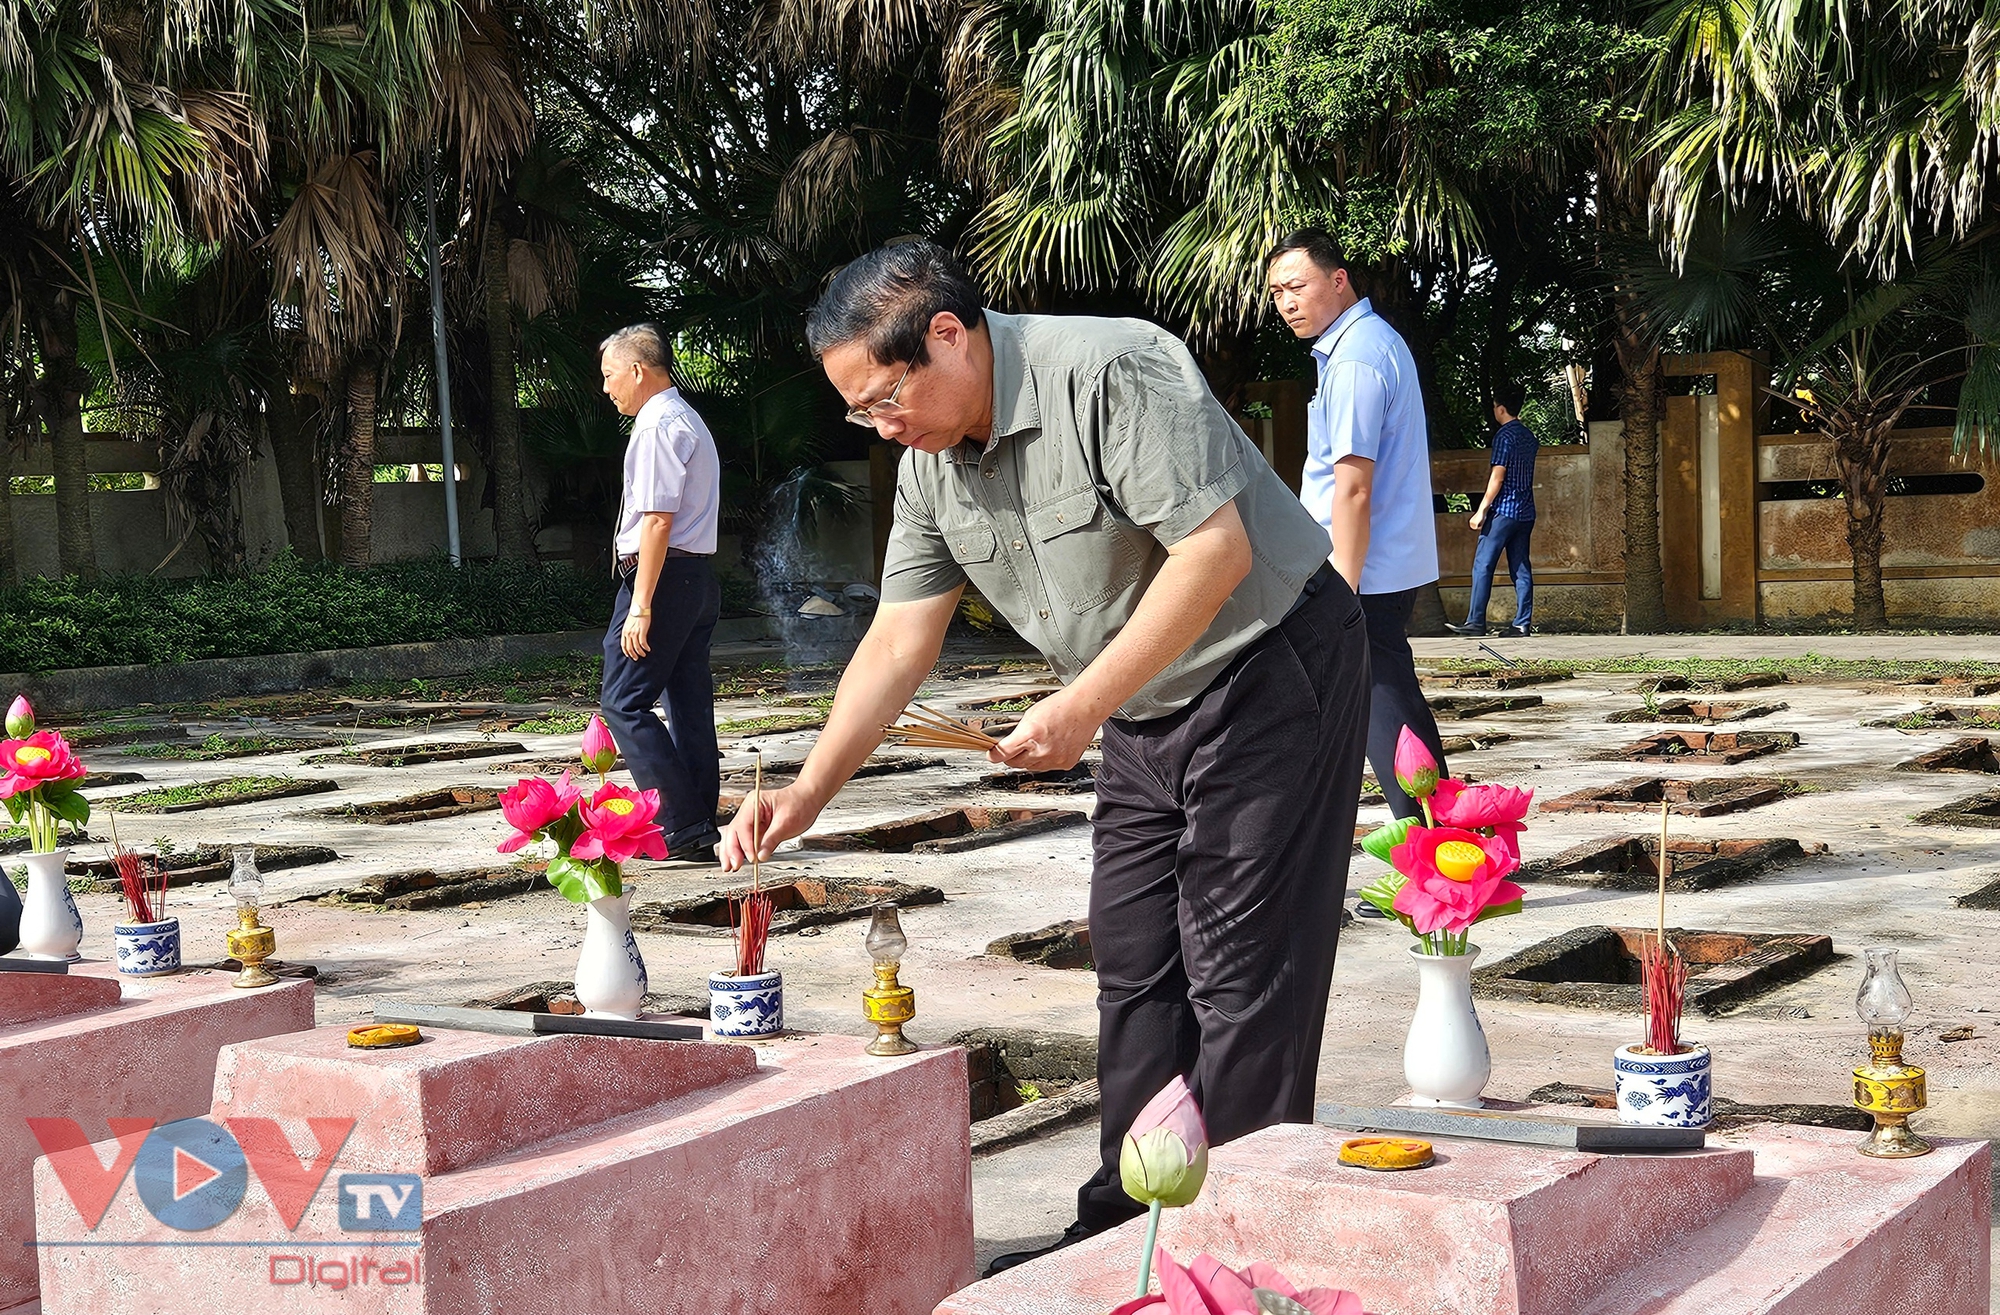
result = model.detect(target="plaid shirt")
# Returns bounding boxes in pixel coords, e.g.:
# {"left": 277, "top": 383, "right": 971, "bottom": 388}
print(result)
{"left": 1490, "top": 419, "right": 1538, "bottom": 521}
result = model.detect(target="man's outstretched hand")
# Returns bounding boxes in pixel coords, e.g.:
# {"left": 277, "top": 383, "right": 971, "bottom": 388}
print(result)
{"left": 988, "top": 689, "right": 1100, "bottom": 773}
{"left": 721, "top": 783, "right": 823, "bottom": 870}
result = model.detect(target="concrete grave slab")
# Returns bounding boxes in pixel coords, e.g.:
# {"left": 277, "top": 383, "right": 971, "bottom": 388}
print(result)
{"left": 1605, "top": 730, "right": 1800, "bottom": 763}
{"left": 304, "top": 740, "right": 527, "bottom": 768}
{"left": 986, "top": 919, "right": 1092, "bottom": 969}
{"left": 1426, "top": 694, "right": 1546, "bottom": 719}
{"left": 1896, "top": 736, "right": 2000, "bottom": 774}
{"left": 1472, "top": 926, "right": 1836, "bottom": 1014}
{"left": 1421, "top": 665, "right": 1573, "bottom": 690}
{"left": 1953, "top": 874, "right": 2000, "bottom": 909}
{"left": 1521, "top": 836, "right": 1810, "bottom": 892}
{"left": 1538, "top": 775, "right": 1800, "bottom": 816}
{"left": 111, "top": 775, "right": 340, "bottom": 814}
{"left": 69, "top": 841, "right": 339, "bottom": 892}
{"left": 1440, "top": 730, "right": 1513, "bottom": 753}
{"left": 313, "top": 786, "right": 500, "bottom": 825}
{"left": 1866, "top": 702, "right": 2000, "bottom": 730}
{"left": 1608, "top": 699, "right": 1788, "bottom": 724}
{"left": 1633, "top": 671, "right": 1787, "bottom": 694}
{"left": 982, "top": 766, "right": 1097, "bottom": 794}
{"left": 631, "top": 874, "right": 944, "bottom": 935}
{"left": 804, "top": 806, "right": 1086, "bottom": 855}
{"left": 317, "top": 865, "right": 552, "bottom": 910}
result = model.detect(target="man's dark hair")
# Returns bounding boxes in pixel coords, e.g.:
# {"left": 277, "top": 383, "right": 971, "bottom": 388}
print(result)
{"left": 805, "top": 241, "right": 986, "bottom": 365}
{"left": 600, "top": 322, "right": 674, "bottom": 375}
{"left": 1265, "top": 228, "right": 1349, "bottom": 274}
{"left": 1494, "top": 382, "right": 1528, "bottom": 416}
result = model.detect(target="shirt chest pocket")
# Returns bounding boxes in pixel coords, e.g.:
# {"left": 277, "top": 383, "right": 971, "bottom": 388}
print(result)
{"left": 1025, "top": 485, "right": 1143, "bottom": 614}
{"left": 946, "top": 524, "right": 999, "bottom": 567}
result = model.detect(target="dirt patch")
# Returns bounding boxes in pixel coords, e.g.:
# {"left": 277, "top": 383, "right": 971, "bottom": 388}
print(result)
{"left": 314, "top": 786, "right": 500, "bottom": 825}
{"left": 1425, "top": 694, "right": 1545, "bottom": 720}
{"left": 112, "top": 776, "right": 339, "bottom": 814}
{"left": 306, "top": 740, "right": 527, "bottom": 768}
{"left": 1538, "top": 776, "right": 1799, "bottom": 816}
{"left": 1913, "top": 787, "right": 2000, "bottom": 828}
{"left": 1868, "top": 703, "right": 2000, "bottom": 731}
{"left": 1633, "top": 672, "right": 1787, "bottom": 695}
{"left": 987, "top": 919, "right": 1093, "bottom": 969}
{"left": 804, "top": 805, "right": 1086, "bottom": 854}
{"left": 631, "top": 875, "right": 944, "bottom": 935}
{"left": 1423, "top": 666, "right": 1573, "bottom": 690}
{"left": 983, "top": 765, "right": 1097, "bottom": 794}
{"left": 1954, "top": 875, "right": 2000, "bottom": 909}
{"left": 1608, "top": 700, "right": 1788, "bottom": 725}
{"left": 1894, "top": 737, "right": 2000, "bottom": 774}
{"left": 320, "top": 864, "right": 551, "bottom": 910}
{"left": 1521, "top": 836, "right": 1810, "bottom": 892}
{"left": 1473, "top": 926, "right": 1836, "bottom": 1014}
{"left": 1607, "top": 730, "right": 1800, "bottom": 764}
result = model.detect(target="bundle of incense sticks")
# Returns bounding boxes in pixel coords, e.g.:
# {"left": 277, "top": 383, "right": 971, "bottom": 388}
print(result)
{"left": 108, "top": 814, "right": 167, "bottom": 925}
{"left": 880, "top": 704, "right": 1017, "bottom": 751}
{"left": 732, "top": 753, "right": 773, "bottom": 977}
{"left": 1643, "top": 798, "right": 1688, "bottom": 1054}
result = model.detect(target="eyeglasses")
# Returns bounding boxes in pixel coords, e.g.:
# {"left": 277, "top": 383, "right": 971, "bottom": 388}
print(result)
{"left": 845, "top": 358, "right": 918, "bottom": 427}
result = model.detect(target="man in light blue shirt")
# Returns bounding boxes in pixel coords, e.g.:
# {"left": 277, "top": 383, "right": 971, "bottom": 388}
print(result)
{"left": 597, "top": 322, "right": 724, "bottom": 861}
{"left": 1267, "top": 229, "right": 1448, "bottom": 826}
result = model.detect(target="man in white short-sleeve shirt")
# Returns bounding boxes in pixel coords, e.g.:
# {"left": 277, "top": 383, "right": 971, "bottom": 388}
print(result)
{"left": 597, "top": 322, "right": 724, "bottom": 860}
{"left": 1267, "top": 229, "right": 1449, "bottom": 830}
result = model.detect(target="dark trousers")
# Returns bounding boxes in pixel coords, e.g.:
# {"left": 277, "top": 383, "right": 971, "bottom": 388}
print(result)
{"left": 1358, "top": 587, "right": 1450, "bottom": 821}
{"left": 1076, "top": 576, "right": 1371, "bottom": 1232}
{"left": 1465, "top": 514, "right": 1534, "bottom": 630}
{"left": 599, "top": 559, "right": 722, "bottom": 851}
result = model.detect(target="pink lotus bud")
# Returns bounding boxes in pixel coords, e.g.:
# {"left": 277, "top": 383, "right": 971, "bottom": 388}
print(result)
{"left": 580, "top": 714, "right": 618, "bottom": 774}
{"left": 1119, "top": 1075, "right": 1209, "bottom": 1208}
{"left": 1394, "top": 726, "right": 1438, "bottom": 800}
{"left": 6, "top": 695, "right": 34, "bottom": 739}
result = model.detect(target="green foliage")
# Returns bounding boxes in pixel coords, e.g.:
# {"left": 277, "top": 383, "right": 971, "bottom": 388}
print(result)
{"left": 547, "top": 854, "right": 620, "bottom": 904}
{"left": 113, "top": 776, "right": 301, "bottom": 812}
{"left": 0, "top": 554, "right": 614, "bottom": 672}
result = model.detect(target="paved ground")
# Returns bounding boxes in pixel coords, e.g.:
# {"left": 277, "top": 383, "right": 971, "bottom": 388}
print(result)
{"left": 15, "top": 628, "right": 2000, "bottom": 1303}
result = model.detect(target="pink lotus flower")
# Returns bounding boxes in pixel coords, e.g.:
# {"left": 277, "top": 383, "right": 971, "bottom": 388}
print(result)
{"left": 572, "top": 782, "right": 667, "bottom": 864}
{"left": 5, "top": 695, "right": 33, "bottom": 739}
{"left": 1393, "top": 726, "right": 1438, "bottom": 801}
{"left": 1109, "top": 1247, "right": 1366, "bottom": 1315}
{"left": 1429, "top": 778, "right": 1531, "bottom": 830}
{"left": 1390, "top": 825, "right": 1525, "bottom": 935}
{"left": 1120, "top": 1075, "right": 1209, "bottom": 1208}
{"left": 580, "top": 714, "right": 618, "bottom": 775}
{"left": 0, "top": 731, "right": 86, "bottom": 799}
{"left": 496, "top": 771, "right": 582, "bottom": 853}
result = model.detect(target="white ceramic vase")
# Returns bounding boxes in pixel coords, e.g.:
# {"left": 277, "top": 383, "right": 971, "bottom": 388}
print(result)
{"left": 1614, "top": 1043, "right": 1713, "bottom": 1127}
{"left": 574, "top": 887, "right": 648, "bottom": 1019}
{"left": 18, "top": 848, "right": 83, "bottom": 961}
{"left": 1404, "top": 944, "right": 1491, "bottom": 1108}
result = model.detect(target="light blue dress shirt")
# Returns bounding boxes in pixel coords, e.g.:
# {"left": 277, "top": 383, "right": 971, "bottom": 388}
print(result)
{"left": 614, "top": 386, "right": 721, "bottom": 555}
{"left": 1304, "top": 298, "right": 1440, "bottom": 595}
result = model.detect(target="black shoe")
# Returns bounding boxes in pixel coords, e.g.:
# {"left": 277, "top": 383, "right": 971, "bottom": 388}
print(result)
{"left": 983, "top": 1220, "right": 1100, "bottom": 1277}
{"left": 665, "top": 841, "right": 718, "bottom": 864}
{"left": 1354, "top": 901, "right": 1388, "bottom": 919}
{"left": 1443, "top": 622, "right": 1488, "bottom": 636}
{"left": 1500, "top": 623, "right": 1533, "bottom": 637}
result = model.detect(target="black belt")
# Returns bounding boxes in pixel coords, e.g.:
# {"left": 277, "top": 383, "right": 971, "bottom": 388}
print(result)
{"left": 1284, "top": 562, "right": 1340, "bottom": 620}
{"left": 617, "top": 549, "right": 709, "bottom": 576}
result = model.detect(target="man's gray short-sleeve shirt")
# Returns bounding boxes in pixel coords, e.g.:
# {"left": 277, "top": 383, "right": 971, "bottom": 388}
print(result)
{"left": 880, "top": 311, "right": 1331, "bottom": 721}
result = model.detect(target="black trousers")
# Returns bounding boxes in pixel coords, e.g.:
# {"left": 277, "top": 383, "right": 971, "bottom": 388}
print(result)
{"left": 599, "top": 559, "right": 722, "bottom": 852}
{"left": 1358, "top": 587, "right": 1449, "bottom": 821}
{"left": 1076, "top": 575, "right": 1371, "bottom": 1231}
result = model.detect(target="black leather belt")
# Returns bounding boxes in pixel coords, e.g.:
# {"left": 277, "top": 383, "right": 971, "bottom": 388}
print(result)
{"left": 616, "top": 549, "right": 709, "bottom": 577}
{"left": 1284, "top": 561, "right": 1340, "bottom": 620}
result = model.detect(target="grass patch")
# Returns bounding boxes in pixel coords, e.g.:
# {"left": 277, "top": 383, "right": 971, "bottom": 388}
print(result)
{"left": 514, "top": 709, "right": 592, "bottom": 735}
{"left": 123, "top": 733, "right": 327, "bottom": 760}
{"left": 345, "top": 650, "right": 605, "bottom": 704}
{"left": 112, "top": 775, "right": 311, "bottom": 813}
{"left": 716, "top": 712, "right": 828, "bottom": 736}
{"left": 0, "top": 553, "right": 615, "bottom": 673}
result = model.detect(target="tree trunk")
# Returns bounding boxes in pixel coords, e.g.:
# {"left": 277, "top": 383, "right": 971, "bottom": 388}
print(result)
{"left": 0, "top": 457, "right": 15, "bottom": 586}
{"left": 1837, "top": 423, "right": 1892, "bottom": 630}
{"left": 484, "top": 220, "right": 534, "bottom": 561}
{"left": 1613, "top": 306, "right": 1665, "bottom": 632}
{"left": 340, "top": 363, "right": 377, "bottom": 568}
{"left": 35, "top": 294, "right": 98, "bottom": 580}
{"left": 268, "top": 384, "right": 325, "bottom": 562}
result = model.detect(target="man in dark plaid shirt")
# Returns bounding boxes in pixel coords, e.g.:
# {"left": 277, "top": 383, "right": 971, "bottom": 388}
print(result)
{"left": 1447, "top": 382, "right": 1538, "bottom": 637}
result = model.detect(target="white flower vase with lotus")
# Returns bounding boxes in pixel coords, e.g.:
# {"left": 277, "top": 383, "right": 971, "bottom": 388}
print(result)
{"left": 4, "top": 696, "right": 93, "bottom": 960}
{"left": 1354, "top": 728, "right": 1533, "bottom": 1110}
{"left": 495, "top": 716, "right": 660, "bottom": 1022}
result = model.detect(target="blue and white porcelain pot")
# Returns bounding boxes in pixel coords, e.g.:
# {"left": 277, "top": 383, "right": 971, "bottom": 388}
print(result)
{"left": 1614, "top": 1042, "right": 1713, "bottom": 1127}
{"left": 709, "top": 969, "right": 783, "bottom": 1039}
{"left": 113, "top": 917, "right": 182, "bottom": 977}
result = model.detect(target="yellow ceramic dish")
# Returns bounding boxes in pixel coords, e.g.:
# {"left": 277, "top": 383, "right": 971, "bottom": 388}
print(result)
{"left": 1338, "top": 1137, "right": 1435, "bottom": 1171}
{"left": 347, "top": 1023, "right": 422, "bottom": 1050}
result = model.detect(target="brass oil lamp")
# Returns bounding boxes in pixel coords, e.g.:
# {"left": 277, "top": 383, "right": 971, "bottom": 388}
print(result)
{"left": 861, "top": 904, "right": 917, "bottom": 1056}
{"left": 225, "top": 846, "right": 279, "bottom": 989}
{"left": 1853, "top": 946, "right": 1930, "bottom": 1158}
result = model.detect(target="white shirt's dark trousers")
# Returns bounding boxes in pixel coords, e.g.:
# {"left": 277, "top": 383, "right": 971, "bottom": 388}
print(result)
{"left": 1073, "top": 572, "right": 1372, "bottom": 1233}
{"left": 600, "top": 558, "right": 722, "bottom": 852}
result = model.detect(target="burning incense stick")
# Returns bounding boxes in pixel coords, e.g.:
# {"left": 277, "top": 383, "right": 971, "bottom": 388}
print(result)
{"left": 733, "top": 752, "right": 773, "bottom": 977}
{"left": 1643, "top": 797, "right": 1687, "bottom": 1054}
{"left": 880, "top": 703, "right": 1018, "bottom": 751}
{"left": 107, "top": 812, "right": 167, "bottom": 925}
